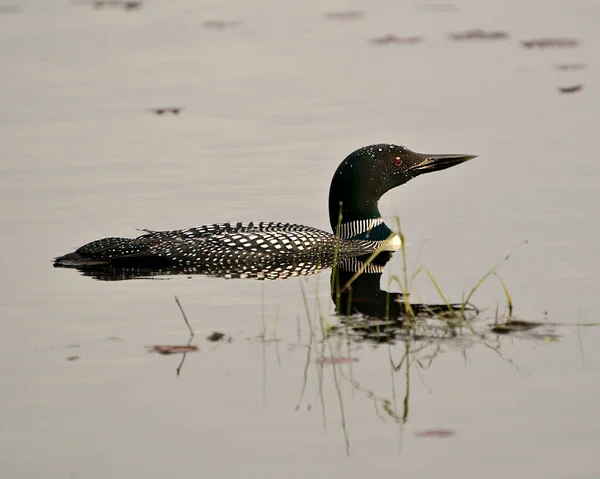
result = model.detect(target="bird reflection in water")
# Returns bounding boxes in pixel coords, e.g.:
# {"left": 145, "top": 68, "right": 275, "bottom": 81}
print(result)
{"left": 61, "top": 242, "right": 478, "bottom": 345}
{"left": 330, "top": 250, "right": 476, "bottom": 344}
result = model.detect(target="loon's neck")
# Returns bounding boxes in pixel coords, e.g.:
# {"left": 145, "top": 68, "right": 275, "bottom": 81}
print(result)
{"left": 329, "top": 203, "right": 399, "bottom": 248}
{"left": 329, "top": 157, "right": 380, "bottom": 226}
{"left": 328, "top": 181, "right": 399, "bottom": 248}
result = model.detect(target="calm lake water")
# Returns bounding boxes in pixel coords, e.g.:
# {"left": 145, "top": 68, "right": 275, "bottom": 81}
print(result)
{"left": 1, "top": 0, "right": 599, "bottom": 477}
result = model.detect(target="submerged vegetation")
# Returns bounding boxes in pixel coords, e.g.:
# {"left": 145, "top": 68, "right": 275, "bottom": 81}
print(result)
{"left": 328, "top": 215, "right": 538, "bottom": 337}
{"left": 286, "top": 217, "right": 560, "bottom": 453}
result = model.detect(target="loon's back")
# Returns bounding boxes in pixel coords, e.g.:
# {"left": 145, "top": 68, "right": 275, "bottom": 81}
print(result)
{"left": 54, "top": 222, "right": 379, "bottom": 275}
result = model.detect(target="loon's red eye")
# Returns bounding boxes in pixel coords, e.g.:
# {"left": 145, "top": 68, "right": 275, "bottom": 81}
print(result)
{"left": 394, "top": 157, "right": 401, "bottom": 166}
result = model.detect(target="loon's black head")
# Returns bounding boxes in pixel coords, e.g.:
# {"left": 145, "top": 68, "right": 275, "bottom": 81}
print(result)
{"left": 328, "top": 144, "right": 476, "bottom": 231}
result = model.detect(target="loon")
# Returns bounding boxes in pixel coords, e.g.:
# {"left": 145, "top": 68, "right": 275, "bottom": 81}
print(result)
{"left": 53, "top": 144, "right": 475, "bottom": 279}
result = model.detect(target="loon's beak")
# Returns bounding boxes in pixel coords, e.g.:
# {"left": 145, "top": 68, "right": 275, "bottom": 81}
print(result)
{"left": 409, "top": 153, "right": 477, "bottom": 174}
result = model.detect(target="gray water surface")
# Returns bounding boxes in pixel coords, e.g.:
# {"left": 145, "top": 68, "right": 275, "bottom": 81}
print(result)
{"left": 1, "top": 1, "right": 599, "bottom": 478}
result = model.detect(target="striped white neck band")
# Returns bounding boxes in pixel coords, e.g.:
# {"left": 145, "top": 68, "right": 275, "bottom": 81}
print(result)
{"left": 336, "top": 218, "right": 384, "bottom": 239}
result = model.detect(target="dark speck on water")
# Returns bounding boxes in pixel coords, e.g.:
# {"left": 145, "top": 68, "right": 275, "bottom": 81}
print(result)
{"left": 206, "top": 332, "right": 226, "bottom": 342}
{"left": 150, "top": 345, "right": 199, "bottom": 355}
{"left": 370, "top": 34, "right": 423, "bottom": 45}
{"left": 521, "top": 37, "right": 579, "bottom": 48}
{"left": 558, "top": 84, "right": 584, "bottom": 94}
{"left": 491, "top": 320, "right": 542, "bottom": 335}
{"left": 149, "top": 107, "right": 183, "bottom": 115}
{"left": 449, "top": 29, "right": 510, "bottom": 40}
{"left": 124, "top": 1, "right": 142, "bottom": 11}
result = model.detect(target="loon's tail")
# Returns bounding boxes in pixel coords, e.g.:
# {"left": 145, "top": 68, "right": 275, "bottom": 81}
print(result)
{"left": 53, "top": 251, "right": 107, "bottom": 267}
{"left": 53, "top": 236, "right": 172, "bottom": 268}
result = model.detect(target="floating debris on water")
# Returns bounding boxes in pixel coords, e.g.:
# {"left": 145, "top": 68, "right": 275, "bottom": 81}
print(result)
{"left": 123, "top": 1, "right": 142, "bottom": 10}
{"left": 558, "top": 84, "right": 584, "bottom": 94}
{"left": 150, "top": 345, "right": 199, "bottom": 355}
{"left": 449, "top": 29, "right": 509, "bottom": 41}
{"left": 324, "top": 10, "right": 364, "bottom": 20}
{"left": 491, "top": 319, "right": 541, "bottom": 335}
{"left": 66, "top": 356, "right": 80, "bottom": 361}
{"left": 149, "top": 107, "right": 183, "bottom": 115}
{"left": 521, "top": 37, "right": 579, "bottom": 48}
{"left": 415, "top": 429, "right": 456, "bottom": 438}
{"left": 370, "top": 34, "right": 423, "bottom": 45}
{"left": 93, "top": 0, "right": 118, "bottom": 7}
{"left": 206, "top": 332, "right": 227, "bottom": 342}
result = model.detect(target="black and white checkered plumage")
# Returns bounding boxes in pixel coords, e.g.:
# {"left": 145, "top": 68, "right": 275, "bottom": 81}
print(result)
{"left": 55, "top": 222, "right": 388, "bottom": 280}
